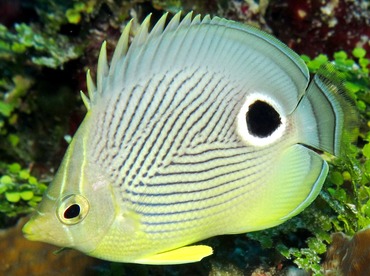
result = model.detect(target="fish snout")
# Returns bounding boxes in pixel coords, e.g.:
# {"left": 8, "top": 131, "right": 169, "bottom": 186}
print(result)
{"left": 22, "top": 218, "right": 40, "bottom": 241}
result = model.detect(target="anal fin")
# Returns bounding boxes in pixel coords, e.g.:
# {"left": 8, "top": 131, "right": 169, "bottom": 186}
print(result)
{"left": 134, "top": 245, "right": 213, "bottom": 265}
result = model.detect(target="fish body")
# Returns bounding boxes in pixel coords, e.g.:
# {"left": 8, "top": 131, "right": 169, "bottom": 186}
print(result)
{"left": 23, "top": 12, "right": 353, "bottom": 264}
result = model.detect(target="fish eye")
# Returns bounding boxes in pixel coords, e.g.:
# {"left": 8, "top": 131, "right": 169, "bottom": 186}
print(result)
{"left": 246, "top": 100, "right": 281, "bottom": 138}
{"left": 237, "top": 94, "right": 286, "bottom": 146}
{"left": 57, "top": 194, "right": 89, "bottom": 225}
{"left": 64, "top": 204, "right": 80, "bottom": 219}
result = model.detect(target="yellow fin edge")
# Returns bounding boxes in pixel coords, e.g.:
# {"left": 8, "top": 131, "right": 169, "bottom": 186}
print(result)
{"left": 80, "top": 90, "right": 90, "bottom": 110}
{"left": 133, "top": 245, "right": 213, "bottom": 265}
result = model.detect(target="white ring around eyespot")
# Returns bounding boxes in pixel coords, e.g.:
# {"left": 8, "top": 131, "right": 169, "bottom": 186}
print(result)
{"left": 236, "top": 92, "right": 287, "bottom": 147}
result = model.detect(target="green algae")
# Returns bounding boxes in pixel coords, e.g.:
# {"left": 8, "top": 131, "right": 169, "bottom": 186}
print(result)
{"left": 0, "top": 162, "right": 46, "bottom": 216}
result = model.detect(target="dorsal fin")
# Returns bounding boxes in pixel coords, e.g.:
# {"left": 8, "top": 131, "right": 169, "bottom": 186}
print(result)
{"left": 164, "top": 11, "right": 182, "bottom": 32}
{"left": 191, "top": 14, "right": 201, "bottom": 25}
{"left": 129, "top": 14, "right": 152, "bottom": 50}
{"left": 147, "top": 12, "right": 168, "bottom": 39}
{"left": 86, "top": 69, "right": 96, "bottom": 102}
{"left": 84, "top": 11, "right": 309, "bottom": 114}
{"left": 96, "top": 41, "right": 108, "bottom": 97}
{"left": 178, "top": 11, "right": 193, "bottom": 27}
{"left": 202, "top": 14, "right": 211, "bottom": 23}
{"left": 109, "top": 19, "right": 133, "bottom": 78}
{"left": 80, "top": 90, "right": 90, "bottom": 110}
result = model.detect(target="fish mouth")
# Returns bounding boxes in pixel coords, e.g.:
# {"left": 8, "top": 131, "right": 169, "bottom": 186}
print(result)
{"left": 22, "top": 214, "right": 56, "bottom": 243}
{"left": 22, "top": 215, "right": 97, "bottom": 251}
{"left": 22, "top": 219, "right": 38, "bottom": 241}
{"left": 22, "top": 217, "right": 71, "bottom": 248}
{"left": 22, "top": 222, "right": 35, "bottom": 241}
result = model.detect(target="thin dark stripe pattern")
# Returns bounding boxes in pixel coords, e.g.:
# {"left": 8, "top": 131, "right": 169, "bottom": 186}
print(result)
{"left": 87, "top": 65, "right": 288, "bottom": 235}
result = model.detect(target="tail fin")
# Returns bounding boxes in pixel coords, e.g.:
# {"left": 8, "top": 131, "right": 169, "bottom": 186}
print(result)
{"left": 295, "top": 64, "right": 357, "bottom": 156}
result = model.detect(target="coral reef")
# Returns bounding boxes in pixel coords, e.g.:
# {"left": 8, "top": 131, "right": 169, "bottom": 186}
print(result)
{"left": 323, "top": 228, "right": 370, "bottom": 275}
{"left": 266, "top": 0, "right": 370, "bottom": 59}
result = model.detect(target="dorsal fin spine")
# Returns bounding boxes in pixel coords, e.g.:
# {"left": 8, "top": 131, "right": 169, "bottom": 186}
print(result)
{"left": 191, "top": 14, "right": 201, "bottom": 25}
{"left": 202, "top": 14, "right": 211, "bottom": 23}
{"left": 178, "top": 11, "right": 193, "bottom": 27}
{"left": 157, "top": 12, "right": 199, "bottom": 68}
{"left": 86, "top": 69, "right": 96, "bottom": 102}
{"left": 88, "top": 12, "right": 203, "bottom": 108}
{"left": 165, "top": 11, "right": 182, "bottom": 31}
{"left": 129, "top": 14, "right": 152, "bottom": 50}
{"left": 80, "top": 90, "right": 90, "bottom": 110}
{"left": 118, "top": 14, "right": 156, "bottom": 84}
{"left": 147, "top": 12, "right": 168, "bottom": 39}
{"left": 110, "top": 19, "right": 133, "bottom": 77}
{"left": 97, "top": 41, "right": 108, "bottom": 96}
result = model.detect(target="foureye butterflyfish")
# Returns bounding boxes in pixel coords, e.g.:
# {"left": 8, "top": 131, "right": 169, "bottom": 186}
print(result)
{"left": 23, "top": 12, "right": 354, "bottom": 265}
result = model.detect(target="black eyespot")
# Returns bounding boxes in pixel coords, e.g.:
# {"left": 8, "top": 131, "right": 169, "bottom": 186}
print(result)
{"left": 246, "top": 100, "right": 281, "bottom": 138}
{"left": 64, "top": 204, "right": 81, "bottom": 219}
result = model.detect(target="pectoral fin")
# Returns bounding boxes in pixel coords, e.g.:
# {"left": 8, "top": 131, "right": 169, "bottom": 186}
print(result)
{"left": 134, "top": 245, "right": 213, "bottom": 265}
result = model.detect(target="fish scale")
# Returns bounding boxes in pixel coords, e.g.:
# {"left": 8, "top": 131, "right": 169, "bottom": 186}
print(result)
{"left": 22, "top": 12, "right": 356, "bottom": 264}
{"left": 109, "top": 69, "right": 216, "bottom": 184}
{"left": 116, "top": 72, "right": 207, "bottom": 183}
